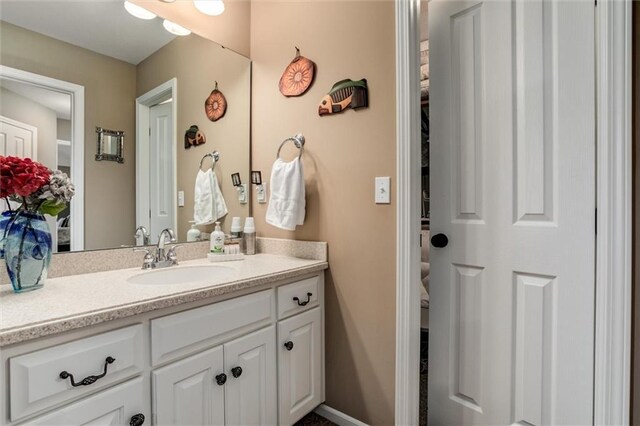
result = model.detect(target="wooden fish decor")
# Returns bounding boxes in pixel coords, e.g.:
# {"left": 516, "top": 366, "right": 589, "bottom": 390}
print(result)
{"left": 279, "top": 47, "right": 316, "bottom": 97}
{"left": 184, "top": 125, "right": 206, "bottom": 149}
{"left": 205, "top": 81, "right": 227, "bottom": 122}
{"left": 318, "top": 79, "right": 368, "bottom": 116}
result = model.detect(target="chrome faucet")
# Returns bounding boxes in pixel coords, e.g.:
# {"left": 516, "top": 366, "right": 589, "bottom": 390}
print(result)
{"left": 156, "top": 228, "right": 176, "bottom": 262}
{"left": 134, "top": 226, "right": 150, "bottom": 246}
{"left": 133, "top": 228, "right": 180, "bottom": 270}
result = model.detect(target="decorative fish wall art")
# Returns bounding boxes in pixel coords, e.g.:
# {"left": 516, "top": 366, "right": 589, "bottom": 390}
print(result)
{"left": 279, "top": 47, "right": 316, "bottom": 97}
{"left": 318, "top": 79, "right": 369, "bottom": 116}
{"left": 205, "top": 81, "right": 227, "bottom": 122}
{"left": 184, "top": 125, "right": 206, "bottom": 149}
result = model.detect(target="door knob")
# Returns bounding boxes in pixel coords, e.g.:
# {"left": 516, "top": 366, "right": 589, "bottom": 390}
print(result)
{"left": 430, "top": 233, "right": 449, "bottom": 248}
{"left": 129, "top": 413, "right": 145, "bottom": 426}
{"left": 215, "top": 373, "right": 227, "bottom": 386}
{"left": 231, "top": 366, "right": 243, "bottom": 378}
{"left": 284, "top": 341, "right": 294, "bottom": 351}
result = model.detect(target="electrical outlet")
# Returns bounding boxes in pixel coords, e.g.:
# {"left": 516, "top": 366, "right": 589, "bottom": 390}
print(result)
{"left": 257, "top": 182, "right": 268, "bottom": 203}
{"left": 178, "top": 190, "right": 185, "bottom": 207}
{"left": 237, "top": 184, "right": 248, "bottom": 204}
{"left": 375, "top": 177, "right": 391, "bottom": 204}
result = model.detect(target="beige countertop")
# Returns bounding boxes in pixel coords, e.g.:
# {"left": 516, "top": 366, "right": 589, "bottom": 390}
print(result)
{"left": 0, "top": 254, "right": 328, "bottom": 347}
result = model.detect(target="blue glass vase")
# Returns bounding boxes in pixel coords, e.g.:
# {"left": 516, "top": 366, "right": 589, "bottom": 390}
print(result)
{"left": 0, "top": 210, "right": 17, "bottom": 259}
{"left": 4, "top": 211, "right": 52, "bottom": 293}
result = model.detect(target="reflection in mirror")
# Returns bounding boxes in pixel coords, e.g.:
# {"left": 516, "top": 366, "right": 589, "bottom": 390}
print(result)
{"left": 0, "top": 1, "right": 251, "bottom": 252}
{"left": 95, "top": 127, "right": 124, "bottom": 163}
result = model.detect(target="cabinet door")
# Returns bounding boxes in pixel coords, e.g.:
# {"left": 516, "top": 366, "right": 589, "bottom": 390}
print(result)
{"left": 153, "top": 346, "right": 225, "bottom": 426}
{"left": 278, "top": 308, "right": 323, "bottom": 425}
{"left": 224, "top": 326, "right": 277, "bottom": 426}
{"left": 21, "top": 378, "right": 146, "bottom": 426}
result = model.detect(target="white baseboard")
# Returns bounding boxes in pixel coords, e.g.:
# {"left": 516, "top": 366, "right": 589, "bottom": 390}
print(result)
{"left": 314, "top": 404, "right": 369, "bottom": 426}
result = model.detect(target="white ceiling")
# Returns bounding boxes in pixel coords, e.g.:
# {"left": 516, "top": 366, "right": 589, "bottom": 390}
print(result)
{"left": 1, "top": 78, "right": 72, "bottom": 119}
{"left": 0, "top": 0, "right": 176, "bottom": 64}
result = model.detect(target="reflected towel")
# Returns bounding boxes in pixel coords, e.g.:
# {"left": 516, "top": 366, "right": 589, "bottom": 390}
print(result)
{"left": 194, "top": 167, "right": 228, "bottom": 225}
{"left": 266, "top": 157, "right": 305, "bottom": 231}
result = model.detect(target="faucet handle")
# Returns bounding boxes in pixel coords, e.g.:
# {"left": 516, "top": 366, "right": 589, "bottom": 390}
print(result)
{"left": 167, "top": 244, "right": 182, "bottom": 265}
{"left": 133, "top": 248, "right": 154, "bottom": 270}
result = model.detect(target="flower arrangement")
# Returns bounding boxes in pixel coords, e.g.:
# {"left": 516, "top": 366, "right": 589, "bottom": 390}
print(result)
{"left": 1, "top": 156, "right": 75, "bottom": 215}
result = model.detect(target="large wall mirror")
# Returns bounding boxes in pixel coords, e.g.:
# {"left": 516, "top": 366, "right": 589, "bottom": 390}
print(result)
{"left": 0, "top": 1, "right": 251, "bottom": 252}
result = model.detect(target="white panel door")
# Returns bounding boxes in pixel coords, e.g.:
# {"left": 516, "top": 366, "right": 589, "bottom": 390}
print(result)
{"left": 278, "top": 308, "right": 323, "bottom": 425}
{"left": 0, "top": 115, "right": 37, "bottom": 159}
{"left": 21, "top": 378, "right": 146, "bottom": 426}
{"left": 153, "top": 346, "right": 225, "bottom": 426}
{"left": 429, "top": 0, "right": 595, "bottom": 425}
{"left": 224, "top": 326, "right": 277, "bottom": 426}
{"left": 149, "top": 102, "right": 174, "bottom": 243}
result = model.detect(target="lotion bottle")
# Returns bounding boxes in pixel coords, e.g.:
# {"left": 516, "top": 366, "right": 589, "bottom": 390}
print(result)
{"left": 210, "top": 222, "right": 225, "bottom": 253}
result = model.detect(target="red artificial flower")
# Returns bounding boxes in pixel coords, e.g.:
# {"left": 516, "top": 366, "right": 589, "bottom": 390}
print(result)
{"left": 0, "top": 156, "right": 50, "bottom": 199}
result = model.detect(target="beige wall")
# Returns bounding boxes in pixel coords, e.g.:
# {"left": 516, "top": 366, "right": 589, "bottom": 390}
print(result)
{"left": 57, "top": 119, "right": 71, "bottom": 141}
{"left": 0, "top": 87, "right": 58, "bottom": 171}
{"left": 250, "top": 2, "right": 396, "bottom": 424}
{"left": 130, "top": 0, "right": 250, "bottom": 58}
{"left": 136, "top": 34, "right": 251, "bottom": 240}
{"left": 0, "top": 21, "right": 137, "bottom": 250}
{"left": 633, "top": 2, "right": 639, "bottom": 423}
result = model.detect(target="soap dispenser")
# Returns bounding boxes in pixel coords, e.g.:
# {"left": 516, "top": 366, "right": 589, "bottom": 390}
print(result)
{"left": 210, "top": 222, "right": 225, "bottom": 253}
{"left": 187, "top": 221, "right": 201, "bottom": 242}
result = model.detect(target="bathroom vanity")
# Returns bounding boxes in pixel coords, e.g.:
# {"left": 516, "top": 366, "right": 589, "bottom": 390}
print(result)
{"left": 0, "top": 251, "right": 327, "bottom": 425}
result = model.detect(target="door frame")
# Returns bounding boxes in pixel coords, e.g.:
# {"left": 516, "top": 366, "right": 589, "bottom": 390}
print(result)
{"left": 394, "top": 0, "right": 634, "bottom": 424}
{"left": 135, "top": 78, "right": 178, "bottom": 240}
{"left": 0, "top": 65, "right": 85, "bottom": 251}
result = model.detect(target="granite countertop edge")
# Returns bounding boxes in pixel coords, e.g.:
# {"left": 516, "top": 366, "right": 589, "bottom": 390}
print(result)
{"left": 0, "top": 261, "right": 328, "bottom": 347}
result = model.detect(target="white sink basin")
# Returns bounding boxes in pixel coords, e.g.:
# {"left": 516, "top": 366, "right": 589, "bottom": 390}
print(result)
{"left": 127, "top": 265, "right": 234, "bottom": 285}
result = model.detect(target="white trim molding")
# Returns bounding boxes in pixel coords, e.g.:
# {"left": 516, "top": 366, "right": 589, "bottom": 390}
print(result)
{"left": 314, "top": 404, "right": 369, "bottom": 426}
{"left": 394, "top": 0, "right": 422, "bottom": 425}
{"left": 594, "top": 0, "right": 633, "bottom": 424}
{"left": 0, "top": 65, "right": 85, "bottom": 251}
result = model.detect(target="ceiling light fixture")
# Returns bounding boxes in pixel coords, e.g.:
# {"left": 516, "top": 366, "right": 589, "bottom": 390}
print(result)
{"left": 193, "top": 0, "right": 225, "bottom": 16}
{"left": 162, "top": 19, "right": 191, "bottom": 36}
{"left": 123, "top": 1, "right": 157, "bottom": 20}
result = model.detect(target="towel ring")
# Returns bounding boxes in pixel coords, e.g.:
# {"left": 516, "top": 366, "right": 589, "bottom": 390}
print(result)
{"left": 276, "top": 133, "right": 305, "bottom": 159}
{"left": 199, "top": 151, "right": 220, "bottom": 170}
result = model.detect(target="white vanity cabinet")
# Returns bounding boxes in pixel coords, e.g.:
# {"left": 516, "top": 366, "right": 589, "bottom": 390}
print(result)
{"left": 277, "top": 308, "right": 323, "bottom": 425}
{"left": 2, "top": 272, "right": 324, "bottom": 426}
{"left": 152, "top": 327, "right": 277, "bottom": 426}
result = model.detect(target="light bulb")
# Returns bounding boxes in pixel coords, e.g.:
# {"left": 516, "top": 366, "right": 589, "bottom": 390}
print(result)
{"left": 123, "top": 1, "right": 157, "bottom": 20}
{"left": 163, "top": 19, "right": 191, "bottom": 36}
{"left": 193, "top": 0, "right": 225, "bottom": 16}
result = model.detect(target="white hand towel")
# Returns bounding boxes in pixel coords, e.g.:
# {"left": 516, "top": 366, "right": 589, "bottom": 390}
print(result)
{"left": 193, "top": 168, "right": 228, "bottom": 225}
{"left": 266, "top": 157, "right": 305, "bottom": 231}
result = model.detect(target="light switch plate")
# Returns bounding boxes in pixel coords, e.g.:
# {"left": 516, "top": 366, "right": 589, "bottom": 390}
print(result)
{"left": 177, "top": 190, "right": 185, "bottom": 207}
{"left": 375, "top": 177, "right": 391, "bottom": 204}
{"left": 257, "top": 182, "right": 268, "bottom": 204}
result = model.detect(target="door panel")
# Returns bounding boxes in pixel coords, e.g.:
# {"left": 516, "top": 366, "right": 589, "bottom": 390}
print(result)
{"left": 224, "top": 326, "right": 277, "bottom": 426}
{"left": 153, "top": 346, "right": 225, "bottom": 426}
{"left": 429, "top": 0, "right": 595, "bottom": 424}
{"left": 149, "top": 102, "right": 174, "bottom": 242}
{"left": 278, "top": 308, "right": 323, "bottom": 425}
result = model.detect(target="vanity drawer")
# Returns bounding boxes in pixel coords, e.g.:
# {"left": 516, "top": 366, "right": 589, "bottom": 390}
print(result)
{"left": 151, "top": 289, "right": 275, "bottom": 365}
{"left": 277, "top": 276, "right": 320, "bottom": 319}
{"left": 9, "top": 324, "right": 144, "bottom": 422}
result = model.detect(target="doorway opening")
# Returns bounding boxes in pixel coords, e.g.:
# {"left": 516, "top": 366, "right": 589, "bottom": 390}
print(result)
{"left": 418, "top": 3, "right": 430, "bottom": 425}
{"left": 135, "top": 78, "right": 177, "bottom": 244}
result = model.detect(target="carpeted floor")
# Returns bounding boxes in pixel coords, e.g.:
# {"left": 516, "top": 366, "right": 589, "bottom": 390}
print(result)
{"left": 294, "top": 412, "right": 337, "bottom": 425}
